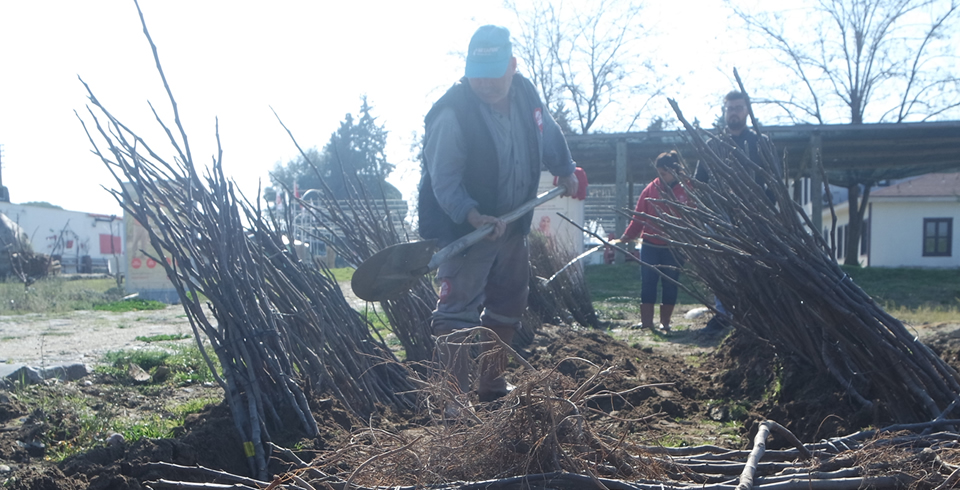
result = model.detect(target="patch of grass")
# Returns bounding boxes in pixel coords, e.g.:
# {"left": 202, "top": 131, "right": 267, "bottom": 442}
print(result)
{"left": 99, "top": 344, "right": 220, "bottom": 385}
{"left": 883, "top": 304, "right": 960, "bottom": 325}
{"left": 7, "top": 383, "right": 115, "bottom": 462}
{"left": 93, "top": 298, "right": 167, "bottom": 312}
{"left": 584, "top": 264, "right": 642, "bottom": 302}
{"left": 585, "top": 263, "right": 706, "bottom": 304}
{"left": 654, "top": 435, "right": 689, "bottom": 447}
{"left": 0, "top": 277, "right": 120, "bottom": 314}
{"left": 361, "top": 307, "right": 391, "bottom": 335}
{"left": 114, "top": 414, "right": 180, "bottom": 442}
{"left": 593, "top": 299, "right": 641, "bottom": 321}
{"left": 102, "top": 348, "right": 171, "bottom": 372}
{"left": 33, "top": 379, "right": 220, "bottom": 462}
{"left": 166, "top": 345, "right": 220, "bottom": 385}
{"left": 685, "top": 354, "right": 704, "bottom": 368}
{"left": 136, "top": 333, "right": 191, "bottom": 343}
{"left": 168, "top": 397, "right": 221, "bottom": 417}
{"left": 707, "top": 399, "right": 750, "bottom": 421}
{"left": 359, "top": 307, "right": 408, "bottom": 360}
{"left": 764, "top": 359, "right": 784, "bottom": 402}
{"left": 327, "top": 267, "right": 355, "bottom": 283}
{"left": 46, "top": 406, "right": 114, "bottom": 461}
{"left": 584, "top": 263, "right": 960, "bottom": 325}
{"left": 841, "top": 265, "right": 960, "bottom": 309}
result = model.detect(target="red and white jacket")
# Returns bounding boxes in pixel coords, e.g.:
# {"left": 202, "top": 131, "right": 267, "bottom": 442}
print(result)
{"left": 621, "top": 178, "right": 691, "bottom": 246}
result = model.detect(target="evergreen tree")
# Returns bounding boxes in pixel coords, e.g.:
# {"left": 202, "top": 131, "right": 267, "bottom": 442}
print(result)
{"left": 267, "top": 97, "right": 400, "bottom": 204}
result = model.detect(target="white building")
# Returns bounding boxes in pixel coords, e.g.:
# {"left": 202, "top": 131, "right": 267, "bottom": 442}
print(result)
{"left": 0, "top": 202, "right": 123, "bottom": 274}
{"left": 817, "top": 173, "right": 960, "bottom": 268}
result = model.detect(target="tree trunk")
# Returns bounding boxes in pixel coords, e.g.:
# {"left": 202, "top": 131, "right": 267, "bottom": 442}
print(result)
{"left": 844, "top": 183, "right": 872, "bottom": 267}
{"left": 844, "top": 184, "right": 861, "bottom": 266}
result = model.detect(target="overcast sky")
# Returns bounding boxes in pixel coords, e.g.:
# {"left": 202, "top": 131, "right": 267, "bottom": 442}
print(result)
{"left": 0, "top": 0, "right": 740, "bottom": 216}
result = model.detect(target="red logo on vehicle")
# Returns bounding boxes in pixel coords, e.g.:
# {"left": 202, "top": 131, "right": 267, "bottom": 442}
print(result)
{"left": 439, "top": 279, "right": 452, "bottom": 303}
{"left": 131, "top": 258, "right": 142, "bottom": 269}
{"left": 534, "top": 108, "right": 543, "bottom": 134}
{"left": 146, "top": 258, "right": 157, "bottom": 269}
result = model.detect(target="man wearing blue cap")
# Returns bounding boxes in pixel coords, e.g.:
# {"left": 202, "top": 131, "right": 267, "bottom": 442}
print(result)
{"left": 418, "top": 25, "right": 580, "bottom": 404}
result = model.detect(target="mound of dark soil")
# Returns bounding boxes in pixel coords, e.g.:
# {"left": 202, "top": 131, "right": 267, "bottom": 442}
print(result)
{"left": 714, "top": 331, "right": 873, "bottom": 445}
{"left": 2, "top": 323, "right": 959, "bottom": 489}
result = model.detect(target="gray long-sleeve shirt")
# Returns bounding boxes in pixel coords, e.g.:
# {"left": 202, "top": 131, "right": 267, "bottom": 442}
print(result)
{"left": 423, "top": 87, "right": 573, "bottom": 225}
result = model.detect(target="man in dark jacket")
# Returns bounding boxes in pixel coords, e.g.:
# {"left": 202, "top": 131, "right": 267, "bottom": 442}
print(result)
{"left": 699, "top": 90, "right": 782, "bottom": 335}
{"left": 697, "top": 91, "right": 782, "bottom": 185}
{"left": 419, "top": 25, "right": 578, "bottom": 403}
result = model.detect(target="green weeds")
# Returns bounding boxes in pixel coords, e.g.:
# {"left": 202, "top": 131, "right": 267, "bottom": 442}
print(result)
{"left": 653, "top": 435, "right": 689, "bottom": 447}
{"left": 93, "top": 298, "right": 167, "bottom": 312}
{"left": 99, "top": 344, "right": 220, "bottom": 385}
{"left": 168, "top": 397, "right": 221, "bottom": 417}
{"left": 136, "top": 333, "right": 192, "bottom": 343}
{"left": 114, "top": 415, "right": 180, "bottom": 443}
{"left": 765, "top": 359, "right": 784, "bottom": 403}
{"left": 24, "top": 342, "right": 225, "bottom": 462}
{"left": 42, "top": 394, "right": 221, "bottom": 462}
{"left": 685, "top": 354, "right": 704, "bottom": 368}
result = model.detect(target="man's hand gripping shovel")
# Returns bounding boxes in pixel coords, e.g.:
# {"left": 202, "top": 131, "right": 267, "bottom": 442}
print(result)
{"left": 351, "top": 168, "right": 587, "bottom": 302}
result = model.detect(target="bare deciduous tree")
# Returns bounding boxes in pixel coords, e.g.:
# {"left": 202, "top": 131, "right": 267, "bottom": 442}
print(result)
{"left": 731, "top": 0, "right": 960, "bottom": 266}
{"left": 505, "top": 0, "right": 664, "bottom": 134}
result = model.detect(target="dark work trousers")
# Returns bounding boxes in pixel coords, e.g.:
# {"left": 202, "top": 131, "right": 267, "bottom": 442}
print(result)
{"left": 640, "top": 243, "right": 683, "bottom": 305}
{"left": 432, "top": 229, "right": 529, "bottom": 334}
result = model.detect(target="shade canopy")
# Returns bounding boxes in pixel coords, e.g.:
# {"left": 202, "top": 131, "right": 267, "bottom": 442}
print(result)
{"left": 567, "top": 121, "right": 960, "bottom": 188}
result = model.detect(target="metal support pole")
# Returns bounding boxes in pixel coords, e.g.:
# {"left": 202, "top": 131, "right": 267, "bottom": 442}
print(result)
{"left": 615, "top": 138, "right": 628, "bottom": 264}
{"left": 810, "top": 132, "right": 823, "bottom": 237}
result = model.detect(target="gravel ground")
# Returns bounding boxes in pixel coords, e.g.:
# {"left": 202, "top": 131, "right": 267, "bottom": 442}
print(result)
{"left": 0, "top": 281, "right": 366, "bottom": 371}
{"left": 0, "top": 305, "right": 193, "bottom": 369}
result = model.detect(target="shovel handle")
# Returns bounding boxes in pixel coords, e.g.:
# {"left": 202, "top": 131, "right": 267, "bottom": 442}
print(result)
{"left": 427, "top": 186, "right": 566, "bottom": 270}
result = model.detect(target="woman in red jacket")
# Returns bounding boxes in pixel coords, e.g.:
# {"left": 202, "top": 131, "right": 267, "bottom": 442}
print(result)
{"left": 619, "top": 151, "right": 691, "bottom": 332}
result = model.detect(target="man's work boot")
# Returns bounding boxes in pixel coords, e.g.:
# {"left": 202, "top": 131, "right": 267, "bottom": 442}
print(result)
{"left": 436, "top": 329, "right": 473, "bottom": 395}
{"left": 640, "top": 303, "right": 656, "bottom": 330}
{"left": 702, "top": 315, "right": 728, "bottom": 335}
{"left": 477, "top": 325, "right": 514, "bottom": 402}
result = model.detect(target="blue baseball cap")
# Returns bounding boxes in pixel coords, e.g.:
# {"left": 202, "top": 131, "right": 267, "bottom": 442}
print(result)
{"left": 465, "top": 25, "right": 512, "bottom": 78}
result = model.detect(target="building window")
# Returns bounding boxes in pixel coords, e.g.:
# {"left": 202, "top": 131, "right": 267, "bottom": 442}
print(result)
{"left": 923, "top": 218, "right": 952, "bottom": 257}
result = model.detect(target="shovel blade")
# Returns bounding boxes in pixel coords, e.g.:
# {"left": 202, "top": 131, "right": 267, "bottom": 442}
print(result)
{"left": 350, "top": 239, "right": 438, "bottom": 301}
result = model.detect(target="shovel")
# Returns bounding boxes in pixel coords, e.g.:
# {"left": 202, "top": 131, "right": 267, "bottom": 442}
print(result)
{"left": 351, "top": 186, "right": 566, "bottom": 301}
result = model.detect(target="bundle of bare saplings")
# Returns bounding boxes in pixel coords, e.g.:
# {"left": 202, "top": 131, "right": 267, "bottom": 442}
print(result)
{"left": 78, "top": 10, "right": 418, "bottom": 480}
{"left": 271, "top": 119, "right": 439, "bottom": 364}
{"left": 649, "top": 97, "right": 960, "bottom": 426}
